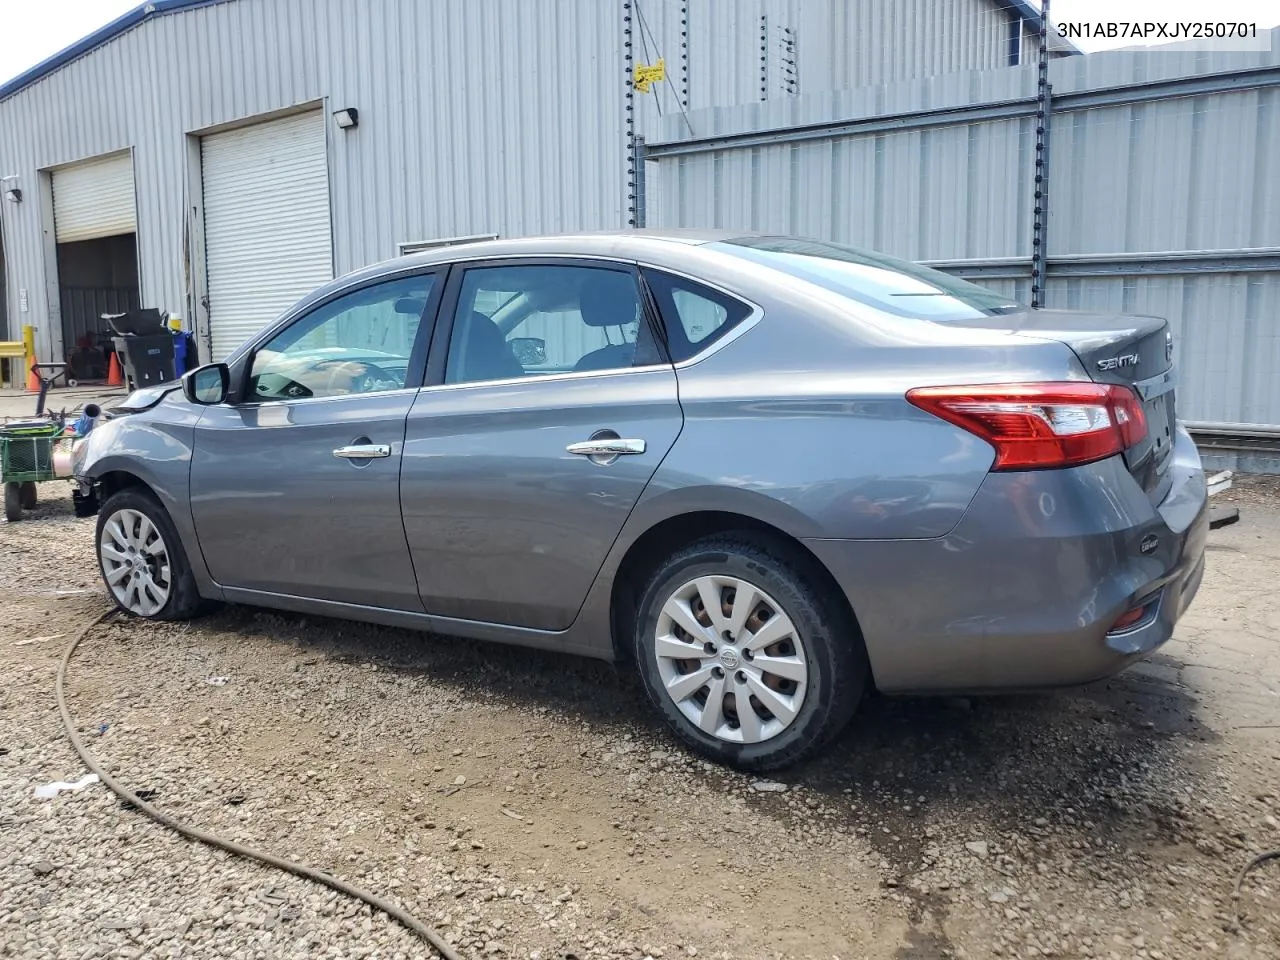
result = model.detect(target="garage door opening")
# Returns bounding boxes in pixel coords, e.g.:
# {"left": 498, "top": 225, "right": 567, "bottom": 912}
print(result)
{"left": 1, "top": 221, "right": 9, "bottom": 339}
{"left": 50, "top": 151, "right": 140, "bottom": 382}
{"left": 57, "top": 234, "right": 140, "bottom": 382}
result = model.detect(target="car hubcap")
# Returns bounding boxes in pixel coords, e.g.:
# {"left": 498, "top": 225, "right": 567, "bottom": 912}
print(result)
{"left": 654, "top": 576, "right": 808, "bottom": 744}
{"left": 100, "top": 508, "right": 172, "bottom": 616}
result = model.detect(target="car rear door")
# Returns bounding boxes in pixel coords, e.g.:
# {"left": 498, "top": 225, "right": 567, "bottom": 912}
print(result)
{"left": 189, "top": 269, "right": 445, "bottom": 611}
{"left": 401, "top": 258, "right": 683, "bottom": 631}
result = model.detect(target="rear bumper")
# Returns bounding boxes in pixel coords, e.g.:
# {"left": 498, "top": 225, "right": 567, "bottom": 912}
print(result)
{"left": 805, "top": 426, "right": 1208, "bottom": 694}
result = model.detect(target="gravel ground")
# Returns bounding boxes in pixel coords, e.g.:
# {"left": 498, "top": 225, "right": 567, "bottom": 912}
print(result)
{"left": 2, "top": 480, "right": 1278, "bottom": 960}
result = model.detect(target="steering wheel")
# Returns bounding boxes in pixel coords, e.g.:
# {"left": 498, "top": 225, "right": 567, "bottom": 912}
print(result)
{"left": 310, "top": 359, "right": 401, "bottom": 394}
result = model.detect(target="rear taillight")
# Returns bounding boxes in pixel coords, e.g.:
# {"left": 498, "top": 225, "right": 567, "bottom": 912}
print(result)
{"left": 906, "top": 382, "right": 1147, "bottom": 471}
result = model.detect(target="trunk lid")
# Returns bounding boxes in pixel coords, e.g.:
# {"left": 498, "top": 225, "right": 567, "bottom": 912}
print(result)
{"left": 946, "top": 309, "right": 1176, "bottom": 499}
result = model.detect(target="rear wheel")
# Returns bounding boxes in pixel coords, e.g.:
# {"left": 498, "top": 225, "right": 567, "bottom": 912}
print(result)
{"left": 3, "top": 482, "right": 20, "bottom": 522}
{"left": 634, "top": 536, "right": 867, "bottom": 771}
{"left": 19, "top": 481, "right": 37, "bottom": 509}
{"left": 96, "top": 488, "right": 209, "bottom": 620}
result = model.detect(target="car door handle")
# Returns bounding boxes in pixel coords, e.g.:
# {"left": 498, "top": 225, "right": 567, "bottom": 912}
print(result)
{"left": 333, "top": 444, "right": 392, "bottom": 459}
{"left": 566, "top": 438, "right": 646, "bottom": 457}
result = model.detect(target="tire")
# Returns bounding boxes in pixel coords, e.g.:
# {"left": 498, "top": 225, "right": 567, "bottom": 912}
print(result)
{"left": 19, "top": 481, "right": 37, "bottom": 509}
{"left": 633, "top": 535, "right": 867, "bottom": 771}
{"left": 96, "top": 487, "right": 209, "bottom": 620}
{"left": 3, "top": 482, "right": 20, "bottom": 522}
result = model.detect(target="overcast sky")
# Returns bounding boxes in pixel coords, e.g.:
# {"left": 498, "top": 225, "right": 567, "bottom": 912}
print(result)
{"left": 0, "top": 0, "right": 1277, "bottom": 85}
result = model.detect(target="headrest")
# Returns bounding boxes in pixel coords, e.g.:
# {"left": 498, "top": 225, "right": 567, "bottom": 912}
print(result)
{"left": 579, "top": 272, "right": 638, "bottom": 327}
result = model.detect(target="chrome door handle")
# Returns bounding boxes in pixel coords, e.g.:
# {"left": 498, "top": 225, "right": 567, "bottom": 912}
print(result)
{"left": 566, "top": 438, "right": 646, "bottom": 457}
{"left": 333, "top": 444, "right": 392, "bottom": 459}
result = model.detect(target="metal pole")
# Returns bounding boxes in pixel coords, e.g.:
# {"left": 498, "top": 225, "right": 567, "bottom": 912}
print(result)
{"left": 634, "top": 136, "right": 648, "bottom": 228}
{"left": 624, "top": 1, "right": 638, "bottom": 227}
{"left": 1031, "top": 0, "right": 1052, "bottom": 308}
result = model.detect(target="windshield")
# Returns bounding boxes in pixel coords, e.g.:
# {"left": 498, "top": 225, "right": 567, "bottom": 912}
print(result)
{"left": 711, "top": 237, "right": 1022, "bottom": 321}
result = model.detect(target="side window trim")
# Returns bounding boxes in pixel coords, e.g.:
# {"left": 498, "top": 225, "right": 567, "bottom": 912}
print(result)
{"left": 236, "top": 267, "right": 448, "bottom": 405}
{"left": 423, "top": 256, "right": 670, "bottom": 389}
{"left": 640, "top": 266, "right": 757, "bottom": 365}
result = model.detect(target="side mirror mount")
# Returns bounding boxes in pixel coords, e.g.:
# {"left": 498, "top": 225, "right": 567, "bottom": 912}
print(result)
{"left": 182, "top": 363, "right": 230, "bottom": 405}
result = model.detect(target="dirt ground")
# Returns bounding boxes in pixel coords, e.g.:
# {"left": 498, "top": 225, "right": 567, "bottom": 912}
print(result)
{"left": 1, "top": 477, "right": 1278, "bottom": 960}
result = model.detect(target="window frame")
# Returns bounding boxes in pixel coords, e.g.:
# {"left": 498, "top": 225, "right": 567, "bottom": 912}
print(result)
{"left": 639, "top": 266, "right": 756, "bottom": 364}
{"left": 234, "top": 267, "right": 449, "bottom": 406}
{"left": 424, "top": 256, "right": 671, "bottom": 389}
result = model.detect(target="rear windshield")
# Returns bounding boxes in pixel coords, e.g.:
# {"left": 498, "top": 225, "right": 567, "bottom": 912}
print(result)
{"left": 710, "top": 237, "right": 1022, "bottom": 322}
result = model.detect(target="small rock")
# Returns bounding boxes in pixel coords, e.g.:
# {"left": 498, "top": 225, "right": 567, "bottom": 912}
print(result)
{"left": 751, "top": 781, "right": 787, "bottom": 793}
{"left": 965, "top": 841, "right": 990, "bottom": 858}
{"left": 30, "top": 861, "right": 57, "bottom": 877}
{"left": 989, "top": 891, "right": 1009, "bottom": 904}
{"left": 576, "top": 841, "right": 588, "bottom": 850}
{"left": 454, "top": 775, "right": 467, "bottom": 786}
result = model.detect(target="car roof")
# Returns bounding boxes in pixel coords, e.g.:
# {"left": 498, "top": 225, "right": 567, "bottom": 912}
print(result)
{"left": 402, "top": 229, "right": 746, "bottom": 264}
{"left": 280, "top": 230, "right": 770, "bottom": 327}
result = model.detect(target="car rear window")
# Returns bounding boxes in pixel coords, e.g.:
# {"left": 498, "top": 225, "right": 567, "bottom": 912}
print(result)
{"left": 642, "top": 269, "right": 753, "bottom": 362}
{"left": 710, "top": 237, "right": 1021, "bottom": 322}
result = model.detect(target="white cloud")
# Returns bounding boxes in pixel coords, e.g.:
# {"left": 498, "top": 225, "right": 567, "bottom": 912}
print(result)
{"left": 0, "top": 0, "right": 138, "bottom": 85}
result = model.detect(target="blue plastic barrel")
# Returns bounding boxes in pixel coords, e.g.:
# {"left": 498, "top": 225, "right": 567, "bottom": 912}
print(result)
{"left": 172, "top": 330, "right": 187, "bottom": 378}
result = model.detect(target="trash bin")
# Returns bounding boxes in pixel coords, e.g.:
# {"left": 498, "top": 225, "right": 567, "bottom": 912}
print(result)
{"left": 110, "top": 334, "right": 176, "bottom": 390}
{"left": 104, "top": 309, "right": 177, "bottom": 390}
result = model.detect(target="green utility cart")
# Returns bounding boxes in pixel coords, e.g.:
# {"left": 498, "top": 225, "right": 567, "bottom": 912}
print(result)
{"left": 0, "top": 420, "right": 65, "bottom": 521}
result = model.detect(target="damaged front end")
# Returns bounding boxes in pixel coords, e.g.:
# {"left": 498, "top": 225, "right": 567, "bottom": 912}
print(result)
{"left": 68, "top": 383, "right": 178, "bottom": 518}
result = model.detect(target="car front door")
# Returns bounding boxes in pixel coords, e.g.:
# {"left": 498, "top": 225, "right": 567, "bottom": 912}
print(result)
{"left": 189, "top": 270, "right": 444, "bottom": 611}
{"left": 401, "top": 259, "right": 683, "bottom": 631}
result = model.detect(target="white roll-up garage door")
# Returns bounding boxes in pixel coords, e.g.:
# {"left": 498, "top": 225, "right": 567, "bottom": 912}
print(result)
{"left": 202, "top": 110, "right": 332, "bottom": 359}
{"left": 52, "top": 151, "right": 137, "bottom": 243}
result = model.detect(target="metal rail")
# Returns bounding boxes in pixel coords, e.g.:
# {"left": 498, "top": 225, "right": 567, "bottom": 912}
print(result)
{"left": 642, "top": 65, "right": 1280, "bottom": 159}
{"left": 924, "top": 247, "right": 1280, "bottom": 280}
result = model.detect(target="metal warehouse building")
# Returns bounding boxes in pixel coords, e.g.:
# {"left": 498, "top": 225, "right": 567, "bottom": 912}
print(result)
{"left": 0, "top": 0, "right": 1066, "bottom": 372}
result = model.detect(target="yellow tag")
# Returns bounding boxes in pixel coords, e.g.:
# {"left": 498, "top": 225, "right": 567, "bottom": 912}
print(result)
{"left": 633, "top": 58, "right": 666, "bottom": 92}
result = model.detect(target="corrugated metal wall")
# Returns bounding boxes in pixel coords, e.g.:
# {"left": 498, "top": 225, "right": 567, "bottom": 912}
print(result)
{"left": 0, "top": 0, "right": 1021, "bottom": 363}
{"left": 629, "top": 0, "right": 1013, "bottom": 138}
{"left": 0, "top": 0, "right": 628, "bottom": 362}
{"left": 648, "top": 32, "right": 1280, "bottom": 430}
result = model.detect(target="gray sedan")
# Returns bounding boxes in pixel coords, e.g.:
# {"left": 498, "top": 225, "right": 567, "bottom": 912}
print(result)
{"left": 73, "top": 232, "right": 1208, "bottom": 770}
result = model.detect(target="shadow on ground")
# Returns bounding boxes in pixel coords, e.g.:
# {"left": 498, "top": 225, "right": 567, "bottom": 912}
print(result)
{"left": 210, "top": 604, "right": 1215, "bottom": 845}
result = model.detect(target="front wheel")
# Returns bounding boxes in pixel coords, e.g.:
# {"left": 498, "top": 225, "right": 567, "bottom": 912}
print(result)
{"left": 96, "top": 488, "right": 209, "bottom": 620}
{"left": 4, "top": 482, "right": 20, "bottom": 522}
{"left": 634, "top": 536, "right": 867, "bottom": 771}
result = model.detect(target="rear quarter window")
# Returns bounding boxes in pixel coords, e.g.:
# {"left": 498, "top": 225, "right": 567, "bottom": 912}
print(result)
{"left": 642, "top": 269, "right": 753, "bottom": 363}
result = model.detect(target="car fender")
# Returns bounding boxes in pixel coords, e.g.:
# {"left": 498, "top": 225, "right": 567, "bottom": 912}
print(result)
{"left": 75, "top": 404, "right": 219, "bottom": 597}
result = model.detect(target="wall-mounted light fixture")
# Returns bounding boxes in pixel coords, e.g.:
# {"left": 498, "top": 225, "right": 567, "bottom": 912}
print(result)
{"left": 333, "top": 107, "right": 359, "bottom": 130}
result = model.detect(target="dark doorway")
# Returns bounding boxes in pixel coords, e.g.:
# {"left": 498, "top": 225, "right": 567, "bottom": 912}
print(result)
{"left": 1, "top": 221, "right": 8, "bottom": 340}
{"left": 57, "top": 233, "right": 140, "bottom": 382}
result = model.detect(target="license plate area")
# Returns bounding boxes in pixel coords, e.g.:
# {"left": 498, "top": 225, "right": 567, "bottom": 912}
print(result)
{"left": 1144, "top": 390, "right": 1175, "bottom": 468}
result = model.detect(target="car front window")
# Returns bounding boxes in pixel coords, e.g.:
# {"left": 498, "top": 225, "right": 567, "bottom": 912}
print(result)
{"left": 248, "top": 275, "right": 436, "bottom": 401}
{"left": 711, "top": 237, "right": 1021, "bottom": 321}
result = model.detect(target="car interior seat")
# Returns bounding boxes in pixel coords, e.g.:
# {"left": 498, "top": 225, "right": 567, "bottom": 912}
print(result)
{"left": 455, "top": 311, "right": 525, "bottom": 382}
{"left": 573, "top": 273, "right": 640, "bottom": 372}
